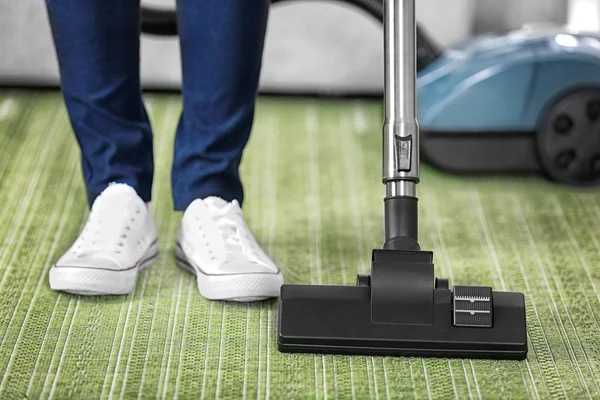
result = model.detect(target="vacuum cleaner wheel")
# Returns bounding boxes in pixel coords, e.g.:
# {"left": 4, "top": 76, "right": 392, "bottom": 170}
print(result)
{"left": 537, "top": 88, "right": 600, "bottom": 186}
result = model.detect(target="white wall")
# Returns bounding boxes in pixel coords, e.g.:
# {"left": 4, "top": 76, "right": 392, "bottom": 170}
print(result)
{"left": 473, "top": 0, "right": 568, "bottom": 33}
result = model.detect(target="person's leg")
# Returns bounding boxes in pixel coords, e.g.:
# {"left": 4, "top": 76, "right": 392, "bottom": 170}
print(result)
{"left": 46, "top": 0, "right": 154, "bottom": 205}
{"left": 173, "top": 1, "right": 282, "bottom": 301}
{"left": 172, "top": 0, "right": 270, "bottom": 210}
{"left": 46, "top": 0, "right": 158, "bottom": 295}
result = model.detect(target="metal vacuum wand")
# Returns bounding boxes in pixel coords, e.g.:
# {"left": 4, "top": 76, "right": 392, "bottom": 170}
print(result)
{"left": 277, "top": 0, "right": 529, "bottom": 359}
{"left": 382, "top": 0, "right": 420, "bottom": 248}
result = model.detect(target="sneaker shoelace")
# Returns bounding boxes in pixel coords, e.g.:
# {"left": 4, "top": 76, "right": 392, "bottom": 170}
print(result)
{"left": 71, "top": 196, "right": 140, "bottom": 259}
{"left": 202, "top": 204, "right": 269, "bottom": 267}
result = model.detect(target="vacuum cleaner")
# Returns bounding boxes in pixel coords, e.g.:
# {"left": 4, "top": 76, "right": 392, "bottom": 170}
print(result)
{"left": 416, "top": 27, "right": 600, "bottom": 187}
{"left": 277, "top": 0, "right": 528, "bottom": 360}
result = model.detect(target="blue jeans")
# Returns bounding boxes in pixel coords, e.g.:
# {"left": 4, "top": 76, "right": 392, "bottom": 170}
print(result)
{"left": 46, "top": 0, "right": 269, "bottom": 210}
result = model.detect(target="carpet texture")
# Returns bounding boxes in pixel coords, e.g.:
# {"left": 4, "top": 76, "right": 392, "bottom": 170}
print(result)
{"left": 0, "top": 91, "right": 599, "bottom": 399}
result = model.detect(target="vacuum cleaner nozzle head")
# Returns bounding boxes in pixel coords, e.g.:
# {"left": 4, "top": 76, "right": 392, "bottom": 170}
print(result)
{"left": 278, "top": 249, "right": 528, "bottom": 360}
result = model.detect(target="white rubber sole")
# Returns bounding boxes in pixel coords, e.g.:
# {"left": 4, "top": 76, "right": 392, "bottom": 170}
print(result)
{"left": 49, "top": 241, "right": 159, "bottom": 296}
{"left": 174, "top": 243, "right": 284, "bottom": 302}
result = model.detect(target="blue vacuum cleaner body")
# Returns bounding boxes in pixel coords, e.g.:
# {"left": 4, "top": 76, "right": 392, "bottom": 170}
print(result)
{"left": 418, "top": 28, "right": 600, "bottom": 186}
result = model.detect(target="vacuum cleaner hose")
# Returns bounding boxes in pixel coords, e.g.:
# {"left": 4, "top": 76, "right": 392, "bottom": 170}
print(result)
{"left": 139, "top": 0, "right": 441, "bottom": 70}
{"left": 140, "top": 0, "right": 382, "bottom": 36}
{"left": 140, "top": 7, "right": 177, "bottom": 36}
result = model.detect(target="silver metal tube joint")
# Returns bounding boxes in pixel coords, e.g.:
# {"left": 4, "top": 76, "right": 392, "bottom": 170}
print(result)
{"left": 382, "top": 0, "right": 420, "bottom": 187}
{"left": 386, "top": 181, "right": 416, "bottom": 197}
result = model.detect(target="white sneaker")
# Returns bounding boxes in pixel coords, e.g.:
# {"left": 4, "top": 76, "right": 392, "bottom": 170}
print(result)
{"left": 175, "top": 197, "right": 284, "bottom": 302}
{"left": 49, "top": 183, "right": 159, "bottom": 295}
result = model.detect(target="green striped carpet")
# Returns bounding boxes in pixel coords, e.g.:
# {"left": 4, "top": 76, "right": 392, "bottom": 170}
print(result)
{"left": 1, "top": 91, "right": 600, "bottom": 399}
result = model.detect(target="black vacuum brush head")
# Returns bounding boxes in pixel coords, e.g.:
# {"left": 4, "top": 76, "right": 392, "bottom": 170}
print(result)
{"left": 278, "top": 249, "right": 528, "bottom": 360}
